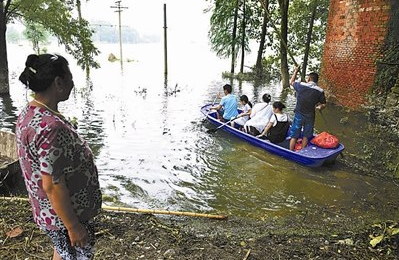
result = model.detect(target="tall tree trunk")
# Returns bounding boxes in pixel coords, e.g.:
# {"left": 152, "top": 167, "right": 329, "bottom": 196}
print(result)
{"left": 0, "top": 0, "right": 10, "bottom": 94}
{"left": 302, "top": 0, "right": 317, "bottom": 80}
{"left": 231, "top": 0, "right": 239, "bottom": 74}
{"left": 76, "top": 0, "right": 90, "bottom": 77}
{"left": 279, "top": 0, "right": 289, "bottom": 89}
{"left": 239, "top": 0, "right": 246, "bottom": 74}
{"left": 34, "top": 38, "right": 39, "bottom": 54}
{"left": 255, "top": 0, "right": 269, "bottom": 78}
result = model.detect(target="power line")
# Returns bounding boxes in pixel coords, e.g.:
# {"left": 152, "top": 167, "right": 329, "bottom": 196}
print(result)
{"left": 90, "top": 24, "right": 128, "bottom": 28}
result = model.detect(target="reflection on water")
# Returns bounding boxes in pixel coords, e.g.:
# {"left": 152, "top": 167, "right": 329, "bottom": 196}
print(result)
{"left": 2, "top": 43, "right": 399, "bottom": 222}
{"left": 70, "top": 87, "right": 106, "bottom": 157}
{"left": 0, "top": 94, "right": 18, "bottom": 129}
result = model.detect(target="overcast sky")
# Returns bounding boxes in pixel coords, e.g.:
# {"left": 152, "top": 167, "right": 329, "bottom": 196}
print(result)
{"left": 81, "top": 0, "right": 211, "bottom": 41}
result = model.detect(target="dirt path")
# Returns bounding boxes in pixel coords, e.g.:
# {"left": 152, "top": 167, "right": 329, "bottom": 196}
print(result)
{"left": 1, "top": 199, "right": 398, "bottom": 260}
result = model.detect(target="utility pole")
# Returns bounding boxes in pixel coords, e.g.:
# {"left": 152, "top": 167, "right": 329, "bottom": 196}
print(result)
{"left": 110, "top": 1, "right": 128, "bottom": 67}
{"left": 163, "top": 4, "right": 168, "bottom": 77}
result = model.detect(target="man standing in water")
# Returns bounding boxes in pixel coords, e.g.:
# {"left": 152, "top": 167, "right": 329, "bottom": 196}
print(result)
{"left": 289, "top": 67, "right": 326, "bottom": 151}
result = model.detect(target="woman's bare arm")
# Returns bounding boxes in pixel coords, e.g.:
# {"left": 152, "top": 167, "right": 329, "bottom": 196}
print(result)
{"left": 257, "top": 122, "right": 273, "bottom": 137}
{"left": 42, "top": 174, "right": 89, "bottom": 247}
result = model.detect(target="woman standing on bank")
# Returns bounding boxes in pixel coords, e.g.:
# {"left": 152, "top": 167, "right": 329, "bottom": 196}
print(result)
{"left": 16, "top": 54, "right": 102, "bottom": 260}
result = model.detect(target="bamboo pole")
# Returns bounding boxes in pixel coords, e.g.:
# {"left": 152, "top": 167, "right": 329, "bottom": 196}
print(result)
{"left": 0, "top": 196, "right": 227, "bottom": 220}
{"left": 103, "top": 206, "right": 227, "bottom": 219}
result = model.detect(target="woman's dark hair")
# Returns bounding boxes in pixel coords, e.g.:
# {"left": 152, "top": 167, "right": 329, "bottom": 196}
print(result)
{"left": 19, "top": 54, "right": 69, "bottom": 92}
{"left": 223, "top": 84, "right": 232, "bottom": 94}
{"left": 262, "top": 93, "right": 271, "bottom": 103}
{"left": 273, "top": 101, "right": 286, "bottom": 111}
{"left": 240, "top": 95, "right": 252, "bottom": 108}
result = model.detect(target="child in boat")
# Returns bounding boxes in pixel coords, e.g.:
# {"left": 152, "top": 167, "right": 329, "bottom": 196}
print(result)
{"left": 244, "top": 93, "right": 273, "bottom": 136}
{"left": 210, "top": 84, "right": 239, "bottom": 122}
{"left": 257, "top": 101, "right": 290, "bottom": 143}
{"left": 231, "top": 95, "right": 252, "bottom": 130}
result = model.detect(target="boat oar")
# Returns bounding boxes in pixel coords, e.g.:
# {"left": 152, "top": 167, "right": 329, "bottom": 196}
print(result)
{"left": 0, "top": 196, "right": 227, "bottom": 220}
{"left": 205, "top": 93, "right": 219, "bottom": 119}
{"left": 207, "top": 116, "right": 237, "bottom": 134}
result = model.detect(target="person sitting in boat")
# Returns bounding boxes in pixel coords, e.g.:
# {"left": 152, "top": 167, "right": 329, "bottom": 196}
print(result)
{"left": 244, "top": 93, "right": 273, "bottom": 136}
{"left": 257, "top": 101, "right": 290, "bottom": 143}
{"left": 231, "top": 95, "right": 252, "bottom": 130}
{"left": 210, "top": 84, "right": 238, "bottom": 122}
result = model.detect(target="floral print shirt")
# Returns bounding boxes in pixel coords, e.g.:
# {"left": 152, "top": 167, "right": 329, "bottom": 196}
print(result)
{"left": 16, "top": 105, "right": 102, "bottom": 231}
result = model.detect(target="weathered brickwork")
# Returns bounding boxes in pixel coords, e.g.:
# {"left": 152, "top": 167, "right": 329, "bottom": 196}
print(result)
{"left": 320, "top": 0, "right": 391, "bottom": 109}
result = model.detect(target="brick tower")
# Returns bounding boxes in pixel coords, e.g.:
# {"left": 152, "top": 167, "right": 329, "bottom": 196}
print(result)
{"left": 320, "top": 0, "right": 399, "bottom": 109}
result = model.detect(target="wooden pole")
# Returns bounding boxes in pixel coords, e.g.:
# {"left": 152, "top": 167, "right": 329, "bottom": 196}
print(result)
{"left": 163, "top": 3, "right": 168, "bottom": 76}
{"left": 0, "top": 196, "right": 227, "bottom": 220}
{"left": 118, "top": 5, "right": 123, "bottom": 66}
{"left": 110, "top": 1, "right": 128, "bottom": 68}
{"left": 103, "top": 206, "right": 227, "bottom": 219}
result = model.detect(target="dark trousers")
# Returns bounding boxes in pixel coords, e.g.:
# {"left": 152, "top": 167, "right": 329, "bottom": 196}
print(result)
{"left": 246, "top": 126, "right": 261, "bottom": 136}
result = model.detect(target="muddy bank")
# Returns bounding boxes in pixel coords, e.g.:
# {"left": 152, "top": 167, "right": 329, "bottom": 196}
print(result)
{"left": 1, "top": 199, "right": 398, "bottom": 259}
{"left": 324, "top": 102, "right": 399, "bottom": 181}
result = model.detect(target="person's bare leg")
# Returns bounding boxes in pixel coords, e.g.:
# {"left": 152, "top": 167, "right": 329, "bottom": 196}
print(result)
{"left": 216, "top": 111, "right": 223, "bottom": 121}
{"left": 53, "top": 248, "right": 62, "bottom": 260}
{"left": 289, "top": 138, "right": 297, "bottom": 151}
{"left": 302, "top": 137, "right": 308, "bottom": 149}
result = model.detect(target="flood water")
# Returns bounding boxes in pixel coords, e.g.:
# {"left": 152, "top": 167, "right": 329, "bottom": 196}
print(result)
{"left": 1, "top": 43, "right": 399, "bottom": 221}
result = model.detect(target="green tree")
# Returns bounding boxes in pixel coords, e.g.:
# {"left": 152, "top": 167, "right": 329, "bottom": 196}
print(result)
{"left": 255, "top": 0, "right": 269, "bottom": 78}
{"left": 207, "top": 0, "right": 241, "bottom": 74}
{"left": 278, "top": 0, "right": 289, "bottom": 89}
{"left": 288, "top": 0, "right": 329, "bottom": 79}
{"left": 253, "top": 0, "right": 328, "bottom": 84}
{"left": 0, "top": 0, "right": 99, "bottom": 94}
{"left": 231, "top": 0, "right": 239, "bottom": 74}
{"left": 23, "top": 22, "right": 49, "bottom": 54}
{"left": 207, "top": 0, "right": 261, "bottom": 75}
{"left": 0, "top": 0, "right": 11, "bottom": 94}
{"left": 238, "top": 0, "right": 261, "bottom": 73}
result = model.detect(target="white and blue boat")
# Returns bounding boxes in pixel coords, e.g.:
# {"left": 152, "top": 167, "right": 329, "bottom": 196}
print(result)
{"left": 201, "top": 104, "right": 345, "bottom": 167}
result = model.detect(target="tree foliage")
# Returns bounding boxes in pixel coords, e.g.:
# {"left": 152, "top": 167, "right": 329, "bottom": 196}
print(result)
{"left": 207, "top": 0, "right": 261, "bottom": 73}
{"left": 9, "top": 0, "right": 99, "bottom": 70}
{"left": 288, "top": 0, "right": 329, "bottom": 74}
{"left": 23, "top": 21, "right": 49, "bottom": 54}
{"left": 207, "top": 0, "right": 239, "bottom": 59}
{"left": 207, "top": 0, "right": 330, "bottom": 82}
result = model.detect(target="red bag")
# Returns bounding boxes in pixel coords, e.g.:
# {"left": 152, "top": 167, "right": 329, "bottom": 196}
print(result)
{"left": 310, "top": 132, "right": 339, "bottom": 149}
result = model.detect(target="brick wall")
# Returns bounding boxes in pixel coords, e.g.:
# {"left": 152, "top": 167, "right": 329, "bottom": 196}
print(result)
{"left": 319, "top": 0, "right": 391, "bottom": 109}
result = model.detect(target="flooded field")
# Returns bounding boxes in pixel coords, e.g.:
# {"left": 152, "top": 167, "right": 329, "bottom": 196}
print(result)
{"left": 1, "top": 42, "right": 399, "bottom": 224}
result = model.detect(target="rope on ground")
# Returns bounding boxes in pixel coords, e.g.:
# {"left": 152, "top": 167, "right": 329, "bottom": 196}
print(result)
{"left": 0, "top": 196, "right": 227, "bottom": 220}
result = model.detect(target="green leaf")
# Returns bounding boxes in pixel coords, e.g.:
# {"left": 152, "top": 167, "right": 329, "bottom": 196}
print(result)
{"left": 369, "top": 235, "right": 384, "bottom": 247}
{"left": 388, "top": 228, "right": 399, "bottom": 236}
{"left": 371, "top": 223, "right": 383, "bottom": 229}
